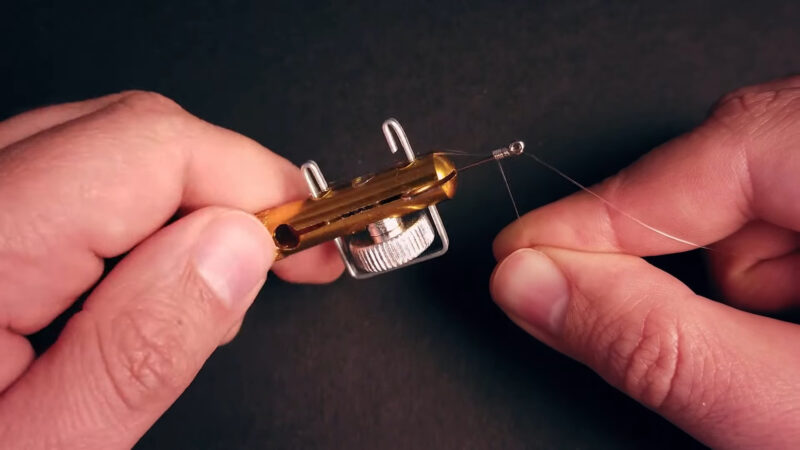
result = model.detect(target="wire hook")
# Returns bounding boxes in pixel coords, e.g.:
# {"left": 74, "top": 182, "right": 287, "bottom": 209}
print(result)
{"left": 382, "top": 118, "right": 416, "bottom": 162}
{"left": 301, "top": 161, "right": 329, "bottom": 199}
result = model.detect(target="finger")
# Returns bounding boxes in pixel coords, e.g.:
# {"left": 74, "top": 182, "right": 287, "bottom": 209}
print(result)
{"left": 0, "top": 207, "right": 272, "bottom": 448}
{"left": 0, "top": 92, "right": 129, "bottom": 149}
{"left": 221, "top": 320, "right": 243, "bottom": 345}
{"left": 491, "top": 248, "right": 800, "bottom": 449}
{"left": 494, "top": 75, "right": 800, "bottom": 259}
{"left": 0, "top": 91, "right": 342, "bottom": 333}
{"left": 271, "top": 242, "right": 344, "bottom": 284}
{"left": 710, "top": 221, "right": 800, "bottom": 310}
{"left": 0, "top": 328, "right": 34, "bottom": 393}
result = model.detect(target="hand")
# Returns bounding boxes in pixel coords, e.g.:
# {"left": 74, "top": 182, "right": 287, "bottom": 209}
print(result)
{"left": 491, "top": 76, "right": 800, "bottom": 448}
{"left": 0, "top": 92, "right": 343, "bottom": 448}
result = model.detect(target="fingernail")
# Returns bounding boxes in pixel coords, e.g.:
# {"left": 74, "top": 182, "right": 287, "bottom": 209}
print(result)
{"left": 491, "top": 249, "right": 569, "bottom": 335}
{"left": 193, "top": 212, "right": 273, "bottom": 308}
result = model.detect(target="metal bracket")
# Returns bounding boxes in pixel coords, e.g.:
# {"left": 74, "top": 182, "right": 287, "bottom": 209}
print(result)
{"left": 300, "top": 118, "right": 450, "bottom": 279}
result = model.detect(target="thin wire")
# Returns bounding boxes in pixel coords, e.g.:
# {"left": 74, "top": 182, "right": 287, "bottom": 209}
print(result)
{"left": 496, "top": 160, "right": 520, "bottom": 218}
{"left": 438, "top": 150, "right": 485, "bottom": 157}
{"left": 456, "top": 155, "right": 496, "bottom": 172}
{"left": 441, "top": 147, "right": 521, "bottom": 217}
{"left": 524, "top": 152, "right": 712, "bottom": 251}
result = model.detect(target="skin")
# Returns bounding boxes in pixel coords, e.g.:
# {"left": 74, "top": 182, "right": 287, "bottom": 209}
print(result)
{"left": 1, "top": 75, "right": 797, "bottom": 448}
{"left": 0, "top": 91, "right": 344, "bottom": 448}
{"left": 491, "top": 75, "right": 800, "bottom": 448}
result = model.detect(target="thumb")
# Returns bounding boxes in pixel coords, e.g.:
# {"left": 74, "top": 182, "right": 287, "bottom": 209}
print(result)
{"left": 0, "top": 207, "right": 273, "bottom": 449}
{"left": 491, "top": 248, "right": 800, "bottom": 449}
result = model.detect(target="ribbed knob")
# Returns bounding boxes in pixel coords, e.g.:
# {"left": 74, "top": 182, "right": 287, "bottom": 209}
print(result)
{"left": 348, "top": 215, "right": 435, "bottom": 273}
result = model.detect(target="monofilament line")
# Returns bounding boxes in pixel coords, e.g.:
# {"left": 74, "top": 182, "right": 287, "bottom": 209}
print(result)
{"left": 446, "top": 142, "right": 525, "bottom": 219}
{"left": 524, "top": 152, "right": 711, "bottom": 251}
{"left": 496, "top": 161, "right": 520, "bottom": 218}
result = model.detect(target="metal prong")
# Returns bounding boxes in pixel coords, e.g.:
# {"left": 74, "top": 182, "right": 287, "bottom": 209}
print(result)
{"left": 382, "top": 118, "right": 416, "bottom": 162}
{"left": 301, "top": 161, "right": 330, "bottom": 198}
{"left": 300, "top": 160, "right": 361, "bottom": 277}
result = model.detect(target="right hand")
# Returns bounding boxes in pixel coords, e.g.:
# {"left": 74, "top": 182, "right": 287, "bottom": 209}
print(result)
{"left": 491, "top": 76, "right": 800, "bottom": 448}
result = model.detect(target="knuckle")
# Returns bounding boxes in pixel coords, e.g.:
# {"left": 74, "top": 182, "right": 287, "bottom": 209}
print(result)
{"left": 586, "top": 301, "right": 721, "bottom": 414}
{"left": 106, "top": 90, "right": 190, "bottom": 137}
{"left": 711, "top": 259, "right": 751, "bottom": 307}
{"left": 611, "top": 307, "right": 682, "bottom": 409}
{"left": 97, "top": 299, "right": 196, "bottom": 411}
{"left": 709, "top": 83, "right": 800, "bottom": 140}
{"left": 115, "top": 90, "right": 183, "bottom": 114}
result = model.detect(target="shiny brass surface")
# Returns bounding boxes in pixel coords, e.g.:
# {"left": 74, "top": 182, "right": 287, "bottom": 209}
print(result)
{"left": 255, "top": 153, "right": 457, "bottom": 259}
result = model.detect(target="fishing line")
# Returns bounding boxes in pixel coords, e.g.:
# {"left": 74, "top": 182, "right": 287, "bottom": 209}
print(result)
{"left": 521, "top": 152, "right": 711, "bottom": 251}
{"left": 443, "top": 150, "right": 521, "bottom": 217}
{"left": 496, "top": 160, "right": 520, "bottom": 218}
{"left": 445, "top": 148, "right": 711, "bottom": 251}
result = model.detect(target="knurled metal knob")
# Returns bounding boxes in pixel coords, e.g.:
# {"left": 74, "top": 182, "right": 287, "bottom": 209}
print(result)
{"left": 348, "top": 214, "right": 435, "bottom": 273}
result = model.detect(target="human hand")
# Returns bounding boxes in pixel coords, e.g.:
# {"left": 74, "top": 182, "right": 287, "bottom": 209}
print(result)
{"left": 0, "top": 92, "right": 343, "bottom": 448}
{"left": 491, "top": 76, "right": 800, "bottom": 448}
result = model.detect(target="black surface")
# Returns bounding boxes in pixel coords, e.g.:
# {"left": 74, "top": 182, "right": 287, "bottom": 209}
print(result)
{"left": 4, "top": 1, "right": 799, "bottom": 448}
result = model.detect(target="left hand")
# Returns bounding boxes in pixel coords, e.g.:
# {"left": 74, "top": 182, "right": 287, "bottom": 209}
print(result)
{"left": 0, "top": 91, "right": 343, "bottom": 448}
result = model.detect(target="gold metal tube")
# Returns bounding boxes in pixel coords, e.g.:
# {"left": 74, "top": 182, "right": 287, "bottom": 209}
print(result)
{"left": 255, "top": 153, "right": 457, "bottom": 260}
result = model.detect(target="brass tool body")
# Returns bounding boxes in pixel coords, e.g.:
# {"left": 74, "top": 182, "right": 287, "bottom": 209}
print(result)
{"left": 252, "top": 118, "right": 523, "bottom": 279}
{"left": 256, "top": 153, "right": 457, "bottom": 260}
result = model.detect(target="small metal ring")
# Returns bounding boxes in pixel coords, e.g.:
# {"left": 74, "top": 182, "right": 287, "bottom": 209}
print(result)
{"left": 509, "top": 141, "right": 525, "bottom": 155}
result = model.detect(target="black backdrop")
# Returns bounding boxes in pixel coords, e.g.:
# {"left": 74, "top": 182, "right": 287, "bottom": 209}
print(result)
{"left": 3, "top": 1, "right": 799, "bottom": 448}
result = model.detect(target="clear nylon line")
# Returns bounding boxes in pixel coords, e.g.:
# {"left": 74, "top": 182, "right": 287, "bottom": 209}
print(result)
{"left": 444, "top": 148, "right": 710, "bottom": 251}
{"left": 496, "top": 160, "right": 520, "bottom": 218}
{"left": 523, "top": 152, "right": 711, "bottom": 251}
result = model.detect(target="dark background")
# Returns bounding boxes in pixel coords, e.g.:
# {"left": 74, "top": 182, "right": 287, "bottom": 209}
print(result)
{"left": 3, "top": 1, "right": 799, "bottom": 448}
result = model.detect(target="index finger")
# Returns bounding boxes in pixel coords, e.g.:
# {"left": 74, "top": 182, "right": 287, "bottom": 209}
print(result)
{"left": 0, "top": 92, "right": 342, "bottom": 333}
{"left": 494, "top": 76, "right": 800, "bottom": 260}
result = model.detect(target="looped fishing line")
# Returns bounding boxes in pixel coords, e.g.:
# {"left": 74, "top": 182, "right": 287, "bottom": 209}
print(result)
{"left": 441, "top": 150, "right": 520, "bottom": 217}
{"left": 521, "top": 152, "right": 712, "bottom": 251}
{"left": 443, "top": 149, "right": 712, "bottom": 252}
{"left": 495, "top": 161, "right": 520, "bottom": 218}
